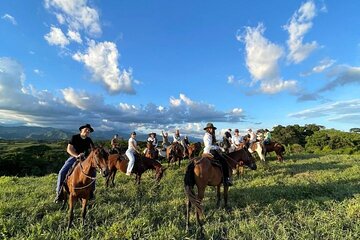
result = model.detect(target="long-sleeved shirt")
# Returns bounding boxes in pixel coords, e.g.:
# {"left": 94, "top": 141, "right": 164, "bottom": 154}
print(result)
{"left": 173, "top": 133, "right": 181, "bottom": 143}
{"left": 203, "top": 132, "right": 219, "bottom": 154}
{"left": 147, "top": 136, "right": 158, "bottom": 148}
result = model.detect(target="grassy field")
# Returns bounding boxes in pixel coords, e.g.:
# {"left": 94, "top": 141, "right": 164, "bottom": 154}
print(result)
{"left": 1, "top": 154, "right": 360, "bottom": 239}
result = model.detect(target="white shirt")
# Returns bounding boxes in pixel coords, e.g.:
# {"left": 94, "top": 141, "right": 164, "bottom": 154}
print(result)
{"left": 203, "top": 132, "right": 219, "bottom": 154}
{"left": 127, "top": 137, "right": 137, "bottom": 152}
{"left": 232, "top": 135, "right": 242, "bottom": 146}
{"left": 147, "top": 136, "right": 158, "bottom": 148}
{"left": 173, "top": 133, "right": 181, "bottom": 143}
{"left": 249, "top": 131, "right": 256, "bottom": 142}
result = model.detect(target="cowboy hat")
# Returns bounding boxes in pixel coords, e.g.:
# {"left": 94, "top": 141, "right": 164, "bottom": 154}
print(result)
{"left": 148, "top": 132, "right": 156, "bottom": 137}
{"left": 203, "top": 123, "right": 217, "bottom": 130}
{"left": 79, "top": 124, "right": 94, "bottom": 132}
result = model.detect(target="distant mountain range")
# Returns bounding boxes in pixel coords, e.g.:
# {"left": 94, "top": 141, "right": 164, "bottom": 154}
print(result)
{"left": 0, "top": 125, "right": 202, "bottom": 142}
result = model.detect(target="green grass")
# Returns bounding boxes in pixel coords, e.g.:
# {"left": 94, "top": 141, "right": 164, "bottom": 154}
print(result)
{"left": 1, "top": 154, "right": 360, "bottom": 239}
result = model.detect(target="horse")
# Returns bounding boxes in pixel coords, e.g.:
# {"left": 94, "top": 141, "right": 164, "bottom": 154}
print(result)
{"left": 145, "top": 141, "right": 158, "bottom": 159}
{"left": 265, "top": 141, "right": 285, "bottom": 162}
{"left": 187, "top": 142, "right": 202, "bottom": 159}
{"left": 167, "top": 142, "right": 184, "bottom": 167}
{"left": 61, "top": 147, "right": 109, "bottom": 229}
{"left": 248, "top": 141, "right": 266, "bottom": 161}
{"left": 106, "top": 153, "right": 166, "bottom": 186}
{"left": 184, "top": 149, "right": 257, "bottom": 231}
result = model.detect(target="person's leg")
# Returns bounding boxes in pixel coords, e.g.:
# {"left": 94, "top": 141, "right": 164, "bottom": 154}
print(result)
{"left": 126, "top": 150, "right": 135, "bottom": 175}
{"left": 55, "top": 157, "right": 76, "bottom": 201}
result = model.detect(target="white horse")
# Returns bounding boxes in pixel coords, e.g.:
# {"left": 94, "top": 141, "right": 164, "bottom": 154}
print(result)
{"left": 248, "top": 142, "right": 266, "bottom": 161}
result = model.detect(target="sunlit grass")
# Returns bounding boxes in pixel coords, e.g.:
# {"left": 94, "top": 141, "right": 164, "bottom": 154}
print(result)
{"left": 1, "top": 154, "right": 360, "bottom": 239}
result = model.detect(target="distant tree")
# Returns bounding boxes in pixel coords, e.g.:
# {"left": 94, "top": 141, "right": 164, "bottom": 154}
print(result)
{"left": 350, "top": 128, "right": 360, "bottom": 133}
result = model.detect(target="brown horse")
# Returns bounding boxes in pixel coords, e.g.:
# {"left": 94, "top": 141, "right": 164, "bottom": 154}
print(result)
{"left": 184, "top": 149, "right": 257, "bottom": 230}
{"left": 167, "top": 142, "right": 184, "bottom": 167}
{"left": 62, "top": 147, "right": 109, "bottom": 229}
{"left": 106, "top": 153, "right": 166, "bottom": 186}
{"left": 145, "top": 141, "right": 158, "bottom": 159}
{"left": 187, "top": 142, "right": 202, "bottom": 159}
{"left": 265, "top": 141, "right": 285, "bottom": 162}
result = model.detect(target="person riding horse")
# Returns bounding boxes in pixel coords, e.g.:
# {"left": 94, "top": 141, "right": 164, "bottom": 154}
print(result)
{"left": 54, "top": 123, "right": 95, "bottom": 203}
{"left": 161, "top": 130, "right": 170, "bottom": 150}
{"left": 231, "top": 128, "right": 243, "bottom": 152}
{"left": 110, "top": 134, "right": 121, "bottom": 154}
{"left": 125, "top": 132, "right": 142, "bottom": 176}
{"left": 203, "top": 123, "right": 232, "bottom": 186}
{"left": 145, "top": 132, "right": 158, "bottom": 157}
{"left": 172, "top": 129, "right": 187, "bottom": 158}
{"left": 264, "top": 129, "right": 272, "bottom": 145}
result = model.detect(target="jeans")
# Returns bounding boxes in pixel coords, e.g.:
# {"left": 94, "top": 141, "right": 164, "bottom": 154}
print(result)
{"left": 56, "top": 156, "right": 76, "bottom": 195}
{"left": 126, "top": 149, "right": 135, "bottom": 173}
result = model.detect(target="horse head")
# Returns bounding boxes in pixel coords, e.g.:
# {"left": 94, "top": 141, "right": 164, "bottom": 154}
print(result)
{"left": 91, "top": 146, "right": 110, "bottom": 177}
{"left": 229, "top": 149, "right": 257, "bottom": 170}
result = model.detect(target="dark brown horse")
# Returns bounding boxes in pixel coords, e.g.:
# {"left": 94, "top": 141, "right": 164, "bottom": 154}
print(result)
{"left": 106, "top": 153, "right": 166, "bottom": 186}
{"left": 167, "top": 142, "right": 183, "bottom": 167}
{"left": 184, "top": 149, "right": 257, "bottom": 230}
{"left": 145, "top": 141, "right": 158, "bottom": 159}
{"left": 265, "top": 141, "right": 285, "bottom": 162}
{"left": 187, "top": 142, "right": 202, "bottom": 159}
{"left": 62, "top": 147, "right": 109, "bottom": 229}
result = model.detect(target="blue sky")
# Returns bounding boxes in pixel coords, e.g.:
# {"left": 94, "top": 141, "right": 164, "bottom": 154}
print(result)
{"left": 0, "top": 0, "right": 359, "bottom": 138}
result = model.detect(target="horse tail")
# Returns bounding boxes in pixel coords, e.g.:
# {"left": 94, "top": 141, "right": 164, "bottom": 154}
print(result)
{"left": 184, "top": 161, "right": 203, "bottom": 216}
{"left": 184, "top": 161, "right": 196, "bottom": 187}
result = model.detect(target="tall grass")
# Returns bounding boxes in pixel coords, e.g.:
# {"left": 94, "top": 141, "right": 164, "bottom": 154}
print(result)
{"left": 1, "top": 154, "right": 360, "bottom": 239}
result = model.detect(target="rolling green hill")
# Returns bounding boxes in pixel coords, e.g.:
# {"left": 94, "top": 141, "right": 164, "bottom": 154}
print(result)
{"left": 1, "top": 154, "right": 360, "bottom": 239}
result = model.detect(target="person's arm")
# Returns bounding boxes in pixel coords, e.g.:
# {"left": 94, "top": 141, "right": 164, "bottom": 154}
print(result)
{"left": 67, "top": 144, "right": 83, "bottom": 158}
{"left": 130, "top": 140, "right": 141, "bottom": 154}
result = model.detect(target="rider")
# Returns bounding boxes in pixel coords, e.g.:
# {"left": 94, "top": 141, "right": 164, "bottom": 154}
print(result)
{"left": 161, "top": 130, "right": 170, "bottom": 150}
{"left": 54, "top": 124, "right": 95, "bottom": 203}
{"left": 173, "top": 129, "right": 187, "bottom": 158}
{"left": 125, "top": 132, "right": 141, "bottom": 176}
{"left": 110, "top": 134, "right": 120, "bottom": 154}
{"left": 222, "top": 129, "right": 232, "bottom": 153}
{"left": 264, "top": 129, "right": 272, "bottom": 145}
{"left": 247, "top": 128, "right": 257, "bottom": 148}
{"left": 231, "top": 129, "right": 243, "bottom": 151}
{"left": 147, "top": 132, "right": 158, "bottom": 148}
{"left": 203, "top": 123, "right": 232, "bottom": 186}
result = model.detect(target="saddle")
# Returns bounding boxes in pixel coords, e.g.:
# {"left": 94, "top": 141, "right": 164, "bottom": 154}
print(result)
{"left": 200, "top": 153, "right": 222, "bottom": 168}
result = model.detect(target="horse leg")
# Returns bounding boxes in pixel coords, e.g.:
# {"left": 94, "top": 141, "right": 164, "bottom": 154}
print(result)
{"left": 81, "top": 198, "right": 88, "bottom": 226}
{"left": 67, "top": 195, "right": 75, "bottom": 229}
{"left": 186, "top": 198, "right": 192, "bottom": 232}
{"left": 61, "top": 192, "right": 67, "bottom": 210}
{"left": 196, "top": 188, "right": 205, "bottom": 228}
{"left": 105, "top": 171, "right": 111, "bottom": 187}
{"left": 224, "top": 185, "right": 229, "bottom": 208}
{"left": 111, "top": 170, "right": 117, "bottom": 187}
{"left": 216, "top": 185, "right": 221, "bottom": 208}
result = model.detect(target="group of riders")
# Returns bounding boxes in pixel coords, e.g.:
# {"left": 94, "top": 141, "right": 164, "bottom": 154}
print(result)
{"left": 54, "top": 123, "right": 273, "bottom": 203}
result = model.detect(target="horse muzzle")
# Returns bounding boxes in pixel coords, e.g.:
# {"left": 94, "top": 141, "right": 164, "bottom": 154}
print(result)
{"left": 249, "top": 162, "right": 257, "bottom": 170}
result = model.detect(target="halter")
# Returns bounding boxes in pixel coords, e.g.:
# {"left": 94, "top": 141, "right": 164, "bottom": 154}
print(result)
{"left": 74, "top": 150, "right": 103, "bottom": 190}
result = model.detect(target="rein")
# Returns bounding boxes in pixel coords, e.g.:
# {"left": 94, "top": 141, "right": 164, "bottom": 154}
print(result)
{"left": 74, "top": 153, "right": 101, "bottom": 190}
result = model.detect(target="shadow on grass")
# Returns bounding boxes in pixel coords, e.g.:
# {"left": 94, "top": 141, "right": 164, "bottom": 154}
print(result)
{"left": 278, "top": 161, "right": 352, "bottom": 176}
{"left": 230, "top": 178, "right": 360, "bottom": 209}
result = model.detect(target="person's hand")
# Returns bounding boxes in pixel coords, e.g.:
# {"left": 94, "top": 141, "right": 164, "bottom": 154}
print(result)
{"left": 77, "top": 153, "right": 85, "bottom": 159}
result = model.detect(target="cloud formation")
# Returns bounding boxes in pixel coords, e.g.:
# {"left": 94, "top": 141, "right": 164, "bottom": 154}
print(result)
{"left": 320, "top": 65, "right": 360, "bottom": 92}
{"left": 0, "top": 58, "right": 246, "bottom": 135}
{"left": 73, "top": 40, "right": 135, "bottom": 94}
{"left": 44, "top": 26, "right": 70, "bottom": 48}
{"left": 1, "top": 14, "right": 17, "bottom": 25}
{"left": 44, "top": 0, "right": 101, "bottom": 37}
{"left": 289, "top": 99, "right": 360, "bottom": 124}
{"left": 284, "top": 0, "right": 318, "bottom": 64}
{"left": 239, "top": 24, "right": 297, "bottom": 94}
{"left": 301, "top": 58, "right": 336, "bottom": 76}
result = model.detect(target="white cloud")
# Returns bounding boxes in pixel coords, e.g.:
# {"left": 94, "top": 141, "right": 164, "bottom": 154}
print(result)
{"left": 73, "top": 40, "right": 135, "bottom": 94}
{"left": 284, "top": 0, "right": 318, "bottom": 64}
{"left": 320, "top": 65, "right": 360, "bottom": 92}
{"left": 44, "top": 26, "right": 70, "bottom": 48}
{"left": 67, "top": 29, "right": 82, "bottom": 43}
{"left": 0, "top": 58, "right": 247, "bottom": 134}
{"left": 44, "top": 0, "right": 101, "bottom": 37}
{"left": 289, "top": 99, "right": 360, "bottom": 124}
{"left": 301, "top": 58, "right": 335, "bottom": 76}
{"left": 1, "top": 14, "right": 17, "bottom": 25}
{"left": 238, "top": 24, "right": 297, "bottom": 94}
{"left": 227, "top": 75, "right": 235, "bottom": 84}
